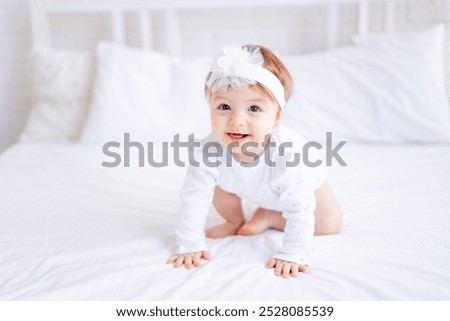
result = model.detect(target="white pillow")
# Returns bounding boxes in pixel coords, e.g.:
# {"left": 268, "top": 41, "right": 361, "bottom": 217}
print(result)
{"left": 21, "top": 47, "right": 94, "bottom": 141}
{"left": 282, "top": 24, "right": 450, "bottom": 143}
{"left": 81, "top": 42, "right": 211, "bottom": 144}
{"left": 352, "top": 24, "right": 450, "bottom": 108}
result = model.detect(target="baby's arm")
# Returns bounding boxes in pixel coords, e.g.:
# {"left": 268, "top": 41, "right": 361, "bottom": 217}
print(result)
{"left": 168, "top": 156, "right": 216, "bottom": 269}
{"left": 269, "top": 198, "right": 315, "bottom": 274}
{"left": 268, "top": 159, "right": 317, "bottom": 277}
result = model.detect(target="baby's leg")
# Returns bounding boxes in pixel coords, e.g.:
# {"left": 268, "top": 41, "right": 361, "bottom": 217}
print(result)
{"left": 237, "top": 181, "right": 342, "bottom": 236}
{"left": 313, "top": 181, "right": 342, "bottom": 235}
{"left": 205, "top": 186, "right": 245, "bottom": 238}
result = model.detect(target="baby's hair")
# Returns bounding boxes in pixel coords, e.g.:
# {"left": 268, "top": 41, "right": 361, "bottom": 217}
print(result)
{"left": 243, "top": 44, "right": 292, "bottom": 103}
{"left": 205, "top": 44, "right": 293, "bottom": 106}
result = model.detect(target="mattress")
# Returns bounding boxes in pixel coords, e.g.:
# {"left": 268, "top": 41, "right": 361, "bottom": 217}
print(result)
{"left": 0, "top": 141, "right": 449, "bottom": 300}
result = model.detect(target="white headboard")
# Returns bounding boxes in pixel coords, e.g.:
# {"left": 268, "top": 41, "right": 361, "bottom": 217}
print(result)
{"left": 29, "top": 0, "right": 415, "bottom": 55}
{"left": 0, "top": 0, "right": 445, "bottom": 154}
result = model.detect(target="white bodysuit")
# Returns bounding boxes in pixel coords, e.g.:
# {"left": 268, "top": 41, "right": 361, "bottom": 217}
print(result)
{"left": 175, "top": 125, "right": 326, "bottom": 265}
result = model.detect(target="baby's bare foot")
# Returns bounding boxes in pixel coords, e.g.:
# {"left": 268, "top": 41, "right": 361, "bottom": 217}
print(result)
{"left": 237, "top": 208, "right": 285, "bottom": 236}
{"left": 205, "top": 221, "right": 244, "bottom": 239}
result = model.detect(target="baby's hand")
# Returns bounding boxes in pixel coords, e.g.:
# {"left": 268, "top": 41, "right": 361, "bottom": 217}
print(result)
{"left": 167, "top": 250, "right": 211, "bottom": 269}
{"left": 266, "top": 258, "right": 308, "bottom": 278}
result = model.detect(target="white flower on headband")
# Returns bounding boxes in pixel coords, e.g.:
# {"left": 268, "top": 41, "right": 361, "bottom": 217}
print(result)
{"left": 206, "top": 45, "right": 286, "bottom": 109}
{"left": 207, "top": 45, "right": 264, "bottom": 93}
{"left": 216, "top": 46, "right": 263, "bottom": 76}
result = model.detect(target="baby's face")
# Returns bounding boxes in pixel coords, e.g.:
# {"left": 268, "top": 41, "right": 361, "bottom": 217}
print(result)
{"left": 209, "top": 85, "right": 280, "bottom": 162}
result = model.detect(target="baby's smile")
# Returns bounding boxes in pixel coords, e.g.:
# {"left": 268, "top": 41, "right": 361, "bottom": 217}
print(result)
{"left": 227, "top": 132, "right": 250, "bottom": 142}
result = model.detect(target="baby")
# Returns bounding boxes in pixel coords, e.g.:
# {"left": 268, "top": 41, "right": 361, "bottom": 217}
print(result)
{"left": 167, "top": 45, "right": 342, "bottom": 278}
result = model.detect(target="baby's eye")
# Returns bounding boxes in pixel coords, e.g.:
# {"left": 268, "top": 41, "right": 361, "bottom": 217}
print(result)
{"left": 218, "top": 104, "right": 231, "bottom": 111}
{"left": 248, "top": 105, "right": 261, "bottom": 112}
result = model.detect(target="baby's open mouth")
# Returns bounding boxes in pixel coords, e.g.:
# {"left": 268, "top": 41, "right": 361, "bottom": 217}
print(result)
{"left": 227, "top": 132, "right": 250, "bottom": 141}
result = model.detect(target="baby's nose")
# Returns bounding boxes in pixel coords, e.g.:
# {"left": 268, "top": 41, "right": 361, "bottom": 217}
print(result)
{"left": 229, "top": 110, "right": 246, "bottom": 126}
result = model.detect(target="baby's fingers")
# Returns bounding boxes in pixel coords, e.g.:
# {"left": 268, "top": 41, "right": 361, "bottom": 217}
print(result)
{"left": 167, "top": 255, "right": 178, "bottom": 264}
{"left": 266, "top": 258, "right": 277, "bottom": 268}
{"left": 299, "top": 265, "right": 309, "bottom": 274}
{"left": 281, "top": 262, "right": 292, "bottom": 278}
{"left": 291, "top": 264, "right": 299, "bottom": 278}
{"left": 184, "top": 255, "right": 194, "bottom": 269}
{"left": 193, "top": 251, "right": 211, "bottom": 267}
{"left": 201, "top": 250, "right": 211, "bottom": 261}
{"left": 266, "top": 258, "right": 309, "bottom": 277}
{"left": 275, "top": 260, "right": 284, "bottom": 276}
{"left": 169, "top": 251, "right": 211, "bottom": 269}
{"left": 174, "top": 255, "right": 185, "bottom": 268}
{"left": 192, "top": 252, "right": 202, "bottom": 267}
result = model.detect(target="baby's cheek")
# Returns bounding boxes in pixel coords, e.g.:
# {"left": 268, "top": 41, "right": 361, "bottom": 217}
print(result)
{"left": 210, "top": 116, "right": 222, "bottom": 131}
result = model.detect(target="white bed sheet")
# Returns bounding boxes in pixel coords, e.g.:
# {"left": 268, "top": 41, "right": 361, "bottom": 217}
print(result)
{"left": 0, "top": 141, "right": 449, "bottom": 300}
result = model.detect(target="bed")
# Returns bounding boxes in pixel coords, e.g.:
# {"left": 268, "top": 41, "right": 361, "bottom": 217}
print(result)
{"left": 1, "top": 0, "right": 450, "bottom": 300}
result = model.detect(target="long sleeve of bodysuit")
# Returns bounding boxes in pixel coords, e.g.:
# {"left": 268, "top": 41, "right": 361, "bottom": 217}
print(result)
{"left": 175, "top": 152, "right": 217, "bottom": 254}
{"left": 270, "top": 152, "right": 318, "bottom": 266}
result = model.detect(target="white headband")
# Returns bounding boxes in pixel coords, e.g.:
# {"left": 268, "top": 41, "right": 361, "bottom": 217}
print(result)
{"left": 206, "top": 45, "right": 286, "bottom": 110}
